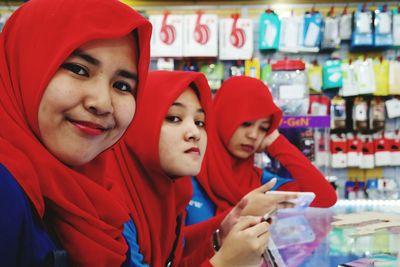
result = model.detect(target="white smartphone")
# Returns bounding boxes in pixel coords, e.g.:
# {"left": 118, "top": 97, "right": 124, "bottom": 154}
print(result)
{"left": 266, "top": 191, "right": 316, "bottom": 209}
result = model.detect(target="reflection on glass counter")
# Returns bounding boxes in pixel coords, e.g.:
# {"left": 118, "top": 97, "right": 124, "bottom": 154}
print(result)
{"left": 263, "top": 200, "right": 400, "bottom": 267}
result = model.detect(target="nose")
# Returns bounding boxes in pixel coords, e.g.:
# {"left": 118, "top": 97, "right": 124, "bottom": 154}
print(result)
{"left": 84, "top": 81, "right": 114, "bottom": 115}
{"left": 247, "top": 125, "right": 259, "bottom": 140}
{"left": 184, "top": 121, "right": 201, "bottom": 142}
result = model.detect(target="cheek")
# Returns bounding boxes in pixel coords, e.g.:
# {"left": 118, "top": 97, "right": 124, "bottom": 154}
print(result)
{"left": 200, "top": 131, "right": 207, "bottom": 154}
{"left": 115, "top": 96, "right": 136, "bottom": 129}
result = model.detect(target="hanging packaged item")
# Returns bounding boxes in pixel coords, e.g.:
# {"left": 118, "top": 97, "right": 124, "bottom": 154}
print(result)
{"left": 150, "top": 12, "right": 184, "bottom": 57}
{"left": 339, "top": 6, "right": 352, "bottom": 40}
{"left": 300, "top": 129, "right": 315, "bottom": 163}
{"left": 300, "top": 8, "right": 322, "bottom": 52}
{"left": 341, "top": 59, "right": 358, "bottom": 96}
{"left": 385, "top": 97, "right": 400, "bottom": 119}
{"left": 321, "top": 7, "right": 340, "bottom": 50}
{"left": 351, "top": 4, "right": 373, "bottom": 49}
{"left": 156, "top": 58, "right": 174, "bottom": 71}
{"left": 389, "top": 59, "right": 400, "bottom": 95}
{"left": 373, "top": 132, "right": 391, "bottom": 167}
{"left": 268, "top": 59, "right": 308, "bottom": 115}
{"left": 330, "top": 134, "right": 347, "bottom": 168}
{"left": 245, "top": 58, "right": 260, "bottom": 79}
{"left": 360, "top": 135, "right": 375, "bottom": 169}
{"left": 374, "top": 5, "right": 393, "bottom": 47}
{"left": 369, "top": 97, "right": 385, "bottom": 131}
{"left": 229, "top": 60, "right": 245, "bottom": 77}
{"left": 352, "top": 97, "right": 368, "bottom": 132}
{"left": 219, "top": 14, "right": 253, "bottom": 60}
{"left": 259, "top": 8, "right": 280, "bottom": 50}
{"left": 347, "top": 133, "right": 362, "bottom": 167}
{"left": 373, "top": 57, "right": 389, "bottom": 96}
{"left": 388, "top": 131, "right": 400, "bottom": 166}
{"left": 183, "top": 12, "right": 218, "bottom": 57}
{"left": 353, "top": 58, "right": 376, "bottom": 95}
{"left": 200, "top": 62, "right": 224, "bottom": 90}
{"left": 260, "top": 61, "right": 272, "bottom": 84}
{"left": 309, "top": 95, "right": 330, "bottom": 115}
{"left": 279, "top": 15, "right": 301, "bottom": 53}
{"left": 392, "top": 8, "right": 400, "bottom": 46}
{"left": 307, "top": 61, "right": 322, "bottom": 93}
{"left": 330, "top": 96, "right": 346, "bottom": 129}
{"left": 322, "top": 59, "right": 343, "bottom": 90}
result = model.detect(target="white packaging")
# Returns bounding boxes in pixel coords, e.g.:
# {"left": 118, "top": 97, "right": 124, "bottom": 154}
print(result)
{"left": 150, "top": 14, "right": 184, "bottom": 57}
{"left": 219, "top": 17, "right": 253, "bottom": 60}
{"left": 375, "top": 151, "right": 392, "bottom": 166}
{"left": 393, "top": 13, "right": 400, "bottom": 45}
{"left": 385, "top": 98, "right": 400, "bottom": 118}
{"left": 339, "top": 13, "right": 352, "bottom": 40}
{"left": 360, "top": 154, "right": 375, "bottom": 169}
{"left": 331, "top": 153, "right": 347, "bottom": 168}
{"left": 183, "top": 13, "right": 218, "bottom": 57}
{"left": 279, "top": 16, "right": 301, "bottom": 53}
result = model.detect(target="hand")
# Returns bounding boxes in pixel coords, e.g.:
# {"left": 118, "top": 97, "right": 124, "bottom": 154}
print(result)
{"left": 210, "top": 216, "right": 269, "bottom": 267}
{"left": 256, "top": 129, "right": 280, "bottom": 152}
{"left": 240, "top": 179, "right": 298, "bottom": 217}
{"left": 218, "top": 197, "right": 248, "bottom": 244}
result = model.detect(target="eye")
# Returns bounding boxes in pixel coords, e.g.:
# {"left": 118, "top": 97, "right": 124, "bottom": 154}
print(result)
{"left": 165, "top": 115, "right": 181, "bottom": 123}
{"left": 113, "top": 81, "right": 133, "bottom": 93}
{"left": 195, "top": 120, "right": 206, "bottom": 128}
{"left": 260, "top": 126, "right": 270, "bottom": 132}
{"left": 61, "top": 63, "right": 89, "bottom": 77}
{"left": 241, "top": 121, "right": 252, "bottom": 127}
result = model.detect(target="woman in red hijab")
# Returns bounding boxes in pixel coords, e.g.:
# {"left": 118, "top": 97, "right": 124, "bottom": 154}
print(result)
{"left": 109, "top": 71, "right": 272, "bottom": 267}
{"left": 186, "top": 76, "right": 337, "bottom": 225}
{"left": 0, "top": 0, "right": 151, "bottom": 266}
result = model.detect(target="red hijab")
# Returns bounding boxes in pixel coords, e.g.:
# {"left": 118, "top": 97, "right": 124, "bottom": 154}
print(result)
{"left": 0, "top": 0, "right": 151, "bottom": 266}
{"left": 197, "top": 76, "right": 282, "bottom": 212}
{"left": 109, "top": 71, "right": 213, "bottom": 266}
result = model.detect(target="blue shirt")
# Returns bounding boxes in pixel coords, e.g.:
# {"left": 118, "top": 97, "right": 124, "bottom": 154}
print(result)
{"left": 0, "top": 163, "right": 65, "bottom": 267}
{"left": 123, "top": 219, "right": 149, "bottom": 267}
{"left": 186, "top": 169, "right": 293, "bottom": 225}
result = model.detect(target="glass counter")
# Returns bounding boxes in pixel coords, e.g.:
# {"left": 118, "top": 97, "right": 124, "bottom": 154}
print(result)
{"left": 265, "top": 200, "right": 400, "bottom": 267}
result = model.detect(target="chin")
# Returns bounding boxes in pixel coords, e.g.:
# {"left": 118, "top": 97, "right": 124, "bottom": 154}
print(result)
{"left": 177, "top": 165, "right": 201, "bottom": 177}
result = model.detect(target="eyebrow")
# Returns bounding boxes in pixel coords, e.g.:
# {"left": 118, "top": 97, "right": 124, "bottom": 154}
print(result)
{"left": 171, "top": 102, "right": 205, "bottom": 114}
{"left": 72, "top": 50, "right": 100, "bottom": 65}
{"left": 71, "top": 49, "right": 138, "bottom": 82}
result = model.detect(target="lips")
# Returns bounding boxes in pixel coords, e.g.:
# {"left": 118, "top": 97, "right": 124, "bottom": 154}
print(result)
{"left": 241, "top": 144, "right": 254, "bottom": 153}
{"left": 67, "top": 118, "right": 111, "bottom": 137}
{"left": 185, "top": 147, "right": 200, "bottom": 155}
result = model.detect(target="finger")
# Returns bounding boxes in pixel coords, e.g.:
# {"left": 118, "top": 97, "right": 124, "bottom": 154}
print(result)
{"left": 257, "top": 231, "right": 270, "bottom": 254}
{"left": 265, "top": 192, "right": 297, "bottom": 203}
{"left": 245, "top": 221, "right": 270, "bottom": 238}
{"left": 231, "top": 197, "right": 249, "bottom": 218}
{"left": 232, "top": 216, "right": 262, "bottom": 231}
{"left": 253, "top": 178, "right": 277, "bottom": 193}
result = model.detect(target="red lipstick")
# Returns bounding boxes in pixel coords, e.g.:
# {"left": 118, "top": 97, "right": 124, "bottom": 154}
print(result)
{"left": 70, "top": 120, "right": 106, "bottom": 136}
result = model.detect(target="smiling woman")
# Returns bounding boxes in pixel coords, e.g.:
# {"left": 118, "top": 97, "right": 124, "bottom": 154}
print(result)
{"left": 38, "top": 35, "right": 138, "bottom": 166}
{"left": 0, "top": 0, "right": 151, "bottom": 266}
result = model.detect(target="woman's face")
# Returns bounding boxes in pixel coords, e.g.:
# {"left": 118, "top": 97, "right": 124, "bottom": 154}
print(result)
{"left": 227, "top": 117, "right": 272, "bottom": 159}
{"left": 159, "top": 88, "right": 207, "bottom": 177}
{"left": 38, "top": 34, "right": 138, "bottom": 166}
